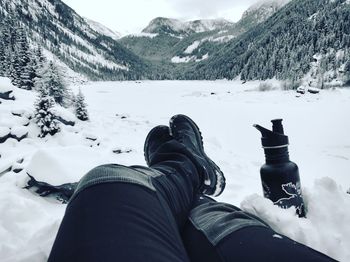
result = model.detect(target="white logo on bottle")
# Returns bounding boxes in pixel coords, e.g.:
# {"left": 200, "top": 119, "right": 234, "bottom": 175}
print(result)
{"left": 274, "top": 182, "right": 304, "bottom": 214}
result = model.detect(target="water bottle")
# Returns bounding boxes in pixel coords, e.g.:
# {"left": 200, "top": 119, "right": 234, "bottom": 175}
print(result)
{"left": 254, "top": 119, "right": 306, "bottom": 217}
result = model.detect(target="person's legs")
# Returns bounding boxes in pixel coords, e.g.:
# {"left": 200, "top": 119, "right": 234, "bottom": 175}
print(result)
{"left": 49, "top": 117, "right": 225, "bottom": 262}
{"left": 182, "top": 196, "right": 338, "bottom": 262}
{"left": 48, "top": 154, "right": 197, "bottom": 262}
{"left": 49, "top": 180, "right": 189, "bottom": 262}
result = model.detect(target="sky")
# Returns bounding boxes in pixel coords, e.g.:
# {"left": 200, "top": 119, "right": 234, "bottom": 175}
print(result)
{"left": 62, "top": 0, "right": 259, "bottom": 36}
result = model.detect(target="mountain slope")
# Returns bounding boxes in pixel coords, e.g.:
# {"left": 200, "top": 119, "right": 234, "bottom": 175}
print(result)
{"left": 84, "top": 18, "right": 121, "bottom": 41}
{"left": 0, "top": 0, "right": 150, "bottom": 80}
{"left": 119, "top": 17, "right": 234, "bottom": 64}
{"left": 119, "top": 1, "right": 289, "bottom": 74}
{"left": 188, "top": 0, "right": 350, "bottom": 86}
{"left": 228, "top": 0, "right": 291, "bottom": 36}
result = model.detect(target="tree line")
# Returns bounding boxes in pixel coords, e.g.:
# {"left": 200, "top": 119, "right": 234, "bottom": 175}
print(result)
{"left": 186, "top": 0, "right": 350, "bottom": 87}
{"left": 0, "top": 16, "right": 89, "bottom": 138}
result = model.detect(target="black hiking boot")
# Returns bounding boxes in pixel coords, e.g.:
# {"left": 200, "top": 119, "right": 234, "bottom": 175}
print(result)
{"left": 169, "top": 114, "right": 226, "bottom": 196}
{"left": 144, "top": 125, "right": 172, "bottom": 166}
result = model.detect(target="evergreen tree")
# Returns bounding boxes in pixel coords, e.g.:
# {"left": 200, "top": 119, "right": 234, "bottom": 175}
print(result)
{"left": 16, "top": 28, "right": 34, "bottom": 90}
{"left": 9, "top": 54, "right": 21, "bottom": 86}
{"left": 34, "top": 87, "right": 60, "bottom": 138}
{"left": 344, "top": 60, "right": 350, "bottom": 85}
{"left": 0, "top": 17, "right": 15, "bottom": 77}
{"left": 36, "top": 61, "right": 69, "bottom": 107}
{"left": 35, "top": 47, "right": 47, "bottom": 74}
{"left": 74, "top": 88, "right": 89, "bottom": 121}
{"left": 0, "top": 23, "right": 8, "bottom": 76}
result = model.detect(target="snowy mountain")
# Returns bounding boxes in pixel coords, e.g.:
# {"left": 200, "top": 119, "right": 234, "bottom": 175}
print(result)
{"left": 119, "top": 18, "right": 235, "bottom": 77}
{"left": 187, "top": 0, "right": 350, "bottom": 87}
{"left": 119, "top": 1, "right": 288, "bottom": 74}
{"left": 142, "top": 17, "right": 233, "bottom": 37}
{"left": 2, "top": 0, "right": 348, "bottom": 83}
{"left": 241, "top": 0, "right": 291, "bottom": 25}
{"left": 0, "top": 0, "right": 150, "bottom": 80}
{"left": 84, "top": 18, "right": 121, "bottom": 41}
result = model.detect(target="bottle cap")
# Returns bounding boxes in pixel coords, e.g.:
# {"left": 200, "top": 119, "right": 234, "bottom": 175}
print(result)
{"left": 254, "top": 119, "right": 289, "bottom": 149}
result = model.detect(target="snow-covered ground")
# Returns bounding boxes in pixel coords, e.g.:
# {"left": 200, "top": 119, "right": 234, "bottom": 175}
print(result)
{"left": 1, "top": 79, "right": 350, "bottom": 261}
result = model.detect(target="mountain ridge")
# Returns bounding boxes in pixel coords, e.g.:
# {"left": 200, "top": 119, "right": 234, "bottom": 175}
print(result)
{"left": 118, "top": 0, "right": 289, "bottom": 79}
{"left": 0, "top": 0, "right": 151, "bottom": 80}
{"left": 142, "top": 17, "right": 234, "bottom": 36}
{"left": 188, "top": 0, "right": 350, "bottom": 87}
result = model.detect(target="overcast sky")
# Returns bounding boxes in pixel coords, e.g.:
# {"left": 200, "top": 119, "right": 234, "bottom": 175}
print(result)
{"left": 62, "top": 0, "right": 259, "bottom": 35}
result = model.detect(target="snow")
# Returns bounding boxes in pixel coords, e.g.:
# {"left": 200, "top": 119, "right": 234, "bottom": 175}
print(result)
{"left": 242, "top": 177, "right": 350, "bottom": 261}
{"left": 171, "top": 54, "right": 209, "bottom": 63}
{"left": 53, "top": 105, "right": 76, "bottom": 123}
{"left": 36, "top": 45, "right": 87, "bottom": 84}
{"left": 0, "top": 127, "right": 10, "bottom": 137}
{"left": 10, "top": 126, "right": 28, "bottom": 138}
{"left": 84, "top": 18, "right": 121, "bottom": 40}
{"left": 201, "top": 53, "right": 209, "bottom": 60}
{"left": 184, "top": 41, "right": 201, "bottom": 54}
{"left": 241, "top": 0, "right": 291, "bottom": 25}
{"left": 0, "top": 156, "right": 15, "bottom": 174}
{"left": 211, "top": 35, "right": 235, "bottom": 43}
{"left": 0, "top": 79, "right": 350, "bottom": 261}
{"left": 4, "top": 0, "right": 129, "bottom": 82}
{"left": 143, "top": 17, "right": 232, "bottom": 35}
{"left": 26, "top": 147, "right": 107, "bottom": 185}
{"left": 171, "top": 56, "right": 195, "bottom": 63}
{"left": 0, "top": 77, "right": 14, "bottom": 93}
{"left": 127, "top": 32, "right": 159, "bottom": 38}
{"left": 188, "top": 19, "right": 233, "bottom": 33}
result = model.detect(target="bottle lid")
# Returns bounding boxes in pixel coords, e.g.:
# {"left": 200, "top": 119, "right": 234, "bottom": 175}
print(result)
{"left": 254, "top": 119, "right": 289, "bottom": 149}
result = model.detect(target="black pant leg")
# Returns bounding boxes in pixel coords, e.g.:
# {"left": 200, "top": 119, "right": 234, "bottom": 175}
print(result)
{"left": 49, "top": 182, "right": 190, "bottom": 262}
{"left": 182, "top": 196, "right": 337, "bottom": 262}
{"left": 216, "top": 226, "right": 338, "bottom": 262}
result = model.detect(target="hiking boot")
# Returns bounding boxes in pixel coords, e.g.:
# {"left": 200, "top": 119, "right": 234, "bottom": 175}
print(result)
{"left": 169, "top": 114, "right": 226, "bottom": 196}
{"left": 144, "top": 125, "right": 172, "bottom": 166}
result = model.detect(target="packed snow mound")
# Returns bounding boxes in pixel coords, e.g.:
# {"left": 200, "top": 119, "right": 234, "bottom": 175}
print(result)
{"left": 0, "top": 77, "right": 15, "bottom": 93}
{"left": 10, "top": 126, "right": 28, "bottom": 138}
{"left": 26, "top": 147, "right": 107, "bottom": 185}
{"left": 241, "top": 177, "right": 350, "bottom": 261}
{"left": 0, "top": 172, "right": 64, "bottom": 261}
{"left": 0, "top": 126, "right": 10, "bottom": 137}
{"left": 53, "top": 105, "right": 76, "bottom": 126}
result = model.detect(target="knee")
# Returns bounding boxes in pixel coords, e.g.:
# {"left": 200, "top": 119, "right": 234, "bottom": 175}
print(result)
{"left": 70, "top": 164, "right": 156, "bottom": 203}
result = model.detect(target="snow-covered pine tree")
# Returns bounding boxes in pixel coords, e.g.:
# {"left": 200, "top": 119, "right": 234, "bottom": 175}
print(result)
{"left": 74, "top": 88, "right": 89, "bottom": 121}
{"left": 345, "top": 60, "right": 350, "bottom": 85}
{"left": 9, "top": 54, "right": 21, "bottom": 87}
{"left": 34, "top": 86, "right": 60, "bottom": 138}
{"left": 16, "top": 28, "right": 34, "bottom": 90}
{"left": 0, "top": 22, "right": 7, "bottom": 77}
{"left": 36, "top": 61, "right": 69, "bottom": 107}
{"left": 34, "top": 47, "right": 47, "bottom": 76}
{"left": 0, "top": 17, "right": 11, "bottom": 77}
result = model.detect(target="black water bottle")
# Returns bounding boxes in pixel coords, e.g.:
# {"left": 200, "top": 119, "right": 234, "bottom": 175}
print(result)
{"left": 254, "top": 119, "right": 306, "bottom": 217}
